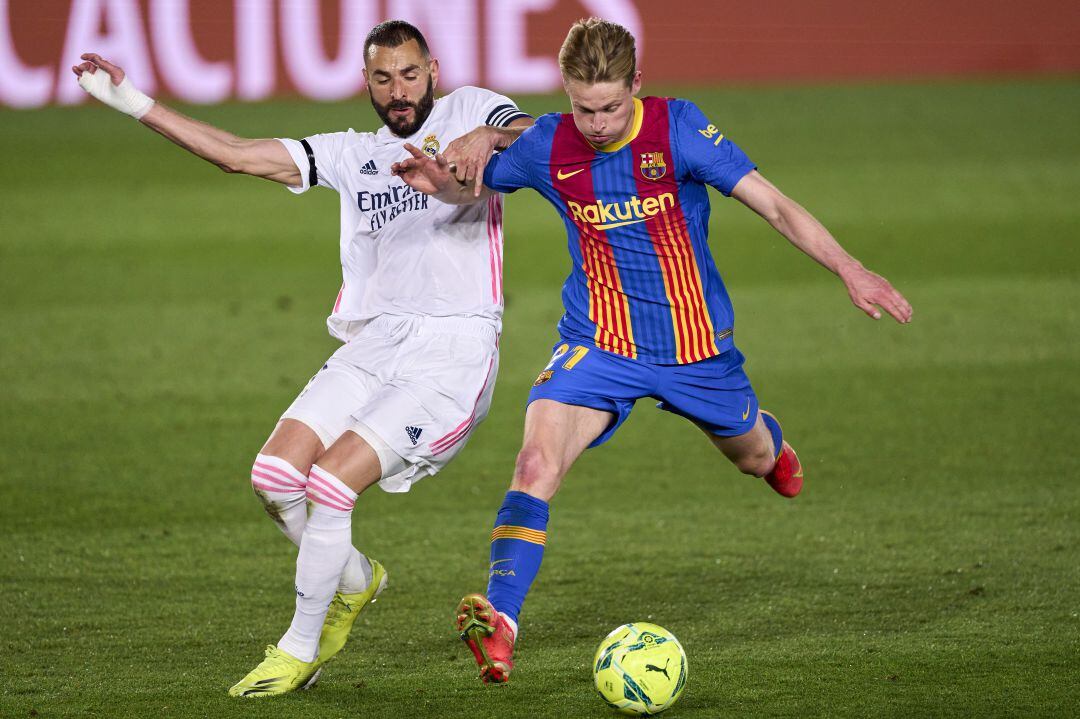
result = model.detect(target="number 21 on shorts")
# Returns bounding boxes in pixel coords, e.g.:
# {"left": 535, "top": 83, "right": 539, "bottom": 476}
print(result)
{"left": 546, "top": 343, "right": 589, "bottom": 371}
{"left": 534, "top": 343, "right": 590, "bottom": 386}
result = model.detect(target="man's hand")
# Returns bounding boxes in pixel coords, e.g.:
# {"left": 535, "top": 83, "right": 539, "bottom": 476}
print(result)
{"left": 443, "top": 126, "right": 500, "bottom": 197}
{"left": 71, "top": 53, "right": 154, "bottom": 118}
{"left": 839, "top": 264, "right": 913, "bottom": 323}
{"left": 732, "top": 171, "right": 913, "bottom": 325}
{"left": 72, "top": 52, "right": 124, "bottom": 84}
{"left": 392, "top": 143, "right": 458, "bottom": 197}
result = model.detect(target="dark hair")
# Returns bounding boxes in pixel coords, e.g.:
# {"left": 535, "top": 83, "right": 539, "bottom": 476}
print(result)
{"left": 364, "top": 20, "right": 430, "bottom": 58}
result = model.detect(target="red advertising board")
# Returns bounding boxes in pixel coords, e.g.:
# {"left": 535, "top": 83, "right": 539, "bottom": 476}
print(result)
{"left": 2, "top": 0, "right": 1078, "bottom": 108}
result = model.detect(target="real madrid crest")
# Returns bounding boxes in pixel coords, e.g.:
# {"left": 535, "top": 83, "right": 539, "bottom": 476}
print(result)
{"left": 422, "top": 134, "right": 441, "bottom": 157}
{"left": 639, "top": 151, "right": 667, "bottom": 180}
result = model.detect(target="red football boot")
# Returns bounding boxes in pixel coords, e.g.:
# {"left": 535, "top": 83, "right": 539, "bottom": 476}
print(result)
{"left": 764, "top": 441, "right": 803, "bottom": 497}
{"left": 455, "top": 593, "right": 515, "bottom": 684}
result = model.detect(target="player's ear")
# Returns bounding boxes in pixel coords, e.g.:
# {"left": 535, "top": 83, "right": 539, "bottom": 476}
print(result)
{"left": 428, "top": 57, "right": 439, "bottom": 91}
{"left": 362, "top": 67, "right": 369, "bottom": 91}
{"left": 629, "top": 70, "right": 642, "bottom": 96}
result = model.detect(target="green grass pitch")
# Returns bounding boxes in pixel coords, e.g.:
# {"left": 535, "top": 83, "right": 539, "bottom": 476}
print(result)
{"left": 2, "top": 78, "right": 1078, "bottom": 718}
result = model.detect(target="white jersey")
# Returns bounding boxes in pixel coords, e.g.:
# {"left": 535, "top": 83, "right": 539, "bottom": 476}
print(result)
{"left": 278, "top": 87, "right": 529, "bottom": 341}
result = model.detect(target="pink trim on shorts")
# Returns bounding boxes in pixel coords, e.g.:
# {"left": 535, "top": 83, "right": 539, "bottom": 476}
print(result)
{"left": 487, "top": 195, "right": 504, "bottom": 303}
{"left": 332, "top": 282, "right": 345, "bottom": 314}
{"left": 495, "top": 197, "right": 504, "bottom": 299}
{"left": 430, "top": 356, "right": 497, "bottom": 456}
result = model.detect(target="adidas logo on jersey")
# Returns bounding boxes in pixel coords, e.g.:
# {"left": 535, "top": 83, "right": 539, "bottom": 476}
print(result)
{"left": 359, "top": 159, "right": 378, "bottom": 175}
{"left": 405, "top": 425, "right": 423, "bottom": 445}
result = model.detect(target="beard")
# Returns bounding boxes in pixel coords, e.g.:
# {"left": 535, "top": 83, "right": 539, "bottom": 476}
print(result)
{"left": 371, "top": 76, "right": 436, "bottom": 137}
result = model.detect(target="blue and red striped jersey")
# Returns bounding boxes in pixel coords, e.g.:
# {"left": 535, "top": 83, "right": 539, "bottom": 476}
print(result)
{"left": 484, "top": 96, "right": 755, "bottom": 365}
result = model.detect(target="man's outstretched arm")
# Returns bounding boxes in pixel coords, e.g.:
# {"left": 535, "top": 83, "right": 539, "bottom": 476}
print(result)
{"left": 731, "top": 170, "right": 913, "bottom": 323}
{"left": 72, "top": 53, "right": 300, "bottom": 186}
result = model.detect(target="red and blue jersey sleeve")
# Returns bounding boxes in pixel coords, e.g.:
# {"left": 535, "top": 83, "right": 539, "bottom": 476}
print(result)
{"left": 483, "top": 116, "right": 558, "bottom": 194}
{"left": 669, "top": 99, "right": 756, "bottom": 196}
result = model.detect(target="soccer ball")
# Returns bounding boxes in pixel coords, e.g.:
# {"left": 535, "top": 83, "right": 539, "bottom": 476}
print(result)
{"left": 593, "top": 622, "right": 687, "bottom": 715}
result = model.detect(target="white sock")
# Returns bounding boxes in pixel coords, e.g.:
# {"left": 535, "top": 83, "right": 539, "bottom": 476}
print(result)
{"left": 251, "top": 454, "right": 308, "bottom": 543}
{"left": 501, "top": 613, "right": 519, "bottom": 640}
{"left": 277, "top": 465, "right": 358, "bottom": 663}
{"left": 251, "top": 454, "right": 373, "bottom": 594}
{"left": 338, "top": 551, "right": 374, "bottom": 595}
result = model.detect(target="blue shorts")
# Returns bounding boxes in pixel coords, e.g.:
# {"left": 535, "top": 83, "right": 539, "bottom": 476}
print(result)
{"left": 527, "top": 338, "right": 759, "bottom": 447}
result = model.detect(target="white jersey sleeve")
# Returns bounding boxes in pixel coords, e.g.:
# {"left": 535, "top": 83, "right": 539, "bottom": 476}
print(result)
{"left": 276, "top": 132, "right": 350, "bottom": 194}
{"left": 451, "top": 86, "right": 531, "bottom": 128}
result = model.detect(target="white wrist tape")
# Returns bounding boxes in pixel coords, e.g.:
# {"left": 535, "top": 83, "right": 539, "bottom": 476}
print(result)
{"left": 78, "top": 71, "right": 154, "bottom": 119}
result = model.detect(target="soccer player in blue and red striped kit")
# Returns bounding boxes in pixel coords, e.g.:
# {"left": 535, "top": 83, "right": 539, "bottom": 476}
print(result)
{"left": 393, "top": 18, "right": 913, "bottom": 684}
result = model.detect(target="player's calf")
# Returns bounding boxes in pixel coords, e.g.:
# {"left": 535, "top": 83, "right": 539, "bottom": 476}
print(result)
{"left": 711, "top": 410, "right": 803, "bottom": 497}
{"left": 730, "top": 443, "right": 777, "bottom": 478}
{"left": 277, "top": 465, "right": 360, "bottom": 664}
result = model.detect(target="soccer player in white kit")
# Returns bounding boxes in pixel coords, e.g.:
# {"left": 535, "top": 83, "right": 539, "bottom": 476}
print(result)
{"left": 71, "top": 20, "right": 532, "bottom": 697}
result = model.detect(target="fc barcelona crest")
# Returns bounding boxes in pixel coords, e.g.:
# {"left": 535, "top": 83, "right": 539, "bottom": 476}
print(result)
{"left": 533, "top": 370, "right": 554, "bottom": 387}
{"left": 422, "top": 134, "right": 441, "bottom": 157}
{"left": 639, "top": 151, "right": 667, "bottom": 180}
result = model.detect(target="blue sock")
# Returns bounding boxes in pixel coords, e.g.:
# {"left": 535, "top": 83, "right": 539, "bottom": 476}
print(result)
{"left": 486, "top": 490, "right": 549, "bottom": 625}
{"left": 760, "top": 410, "right": 784, "bottom": 460}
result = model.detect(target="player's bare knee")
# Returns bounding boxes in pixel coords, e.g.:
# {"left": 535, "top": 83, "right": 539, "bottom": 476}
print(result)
{"left": 513, "top": 446, "right": 554, "bottom": 484}
{"left": 260, "top": 420, "right": 323, "bottom": 474}
{"left": 511, "top": 446, "right": 561, "bottom": 497}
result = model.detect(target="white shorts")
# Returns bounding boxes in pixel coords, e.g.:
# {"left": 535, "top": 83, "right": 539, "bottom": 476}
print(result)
{"left": 281, "top": 315, "right": 500, "bottom": 493}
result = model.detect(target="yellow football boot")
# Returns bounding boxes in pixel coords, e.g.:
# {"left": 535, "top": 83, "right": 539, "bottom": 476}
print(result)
{"left": 315, "top": 559, "right": 388, "bottom": 670}
{"left": 228, "top": 644, "right": 319, "bottom": 698}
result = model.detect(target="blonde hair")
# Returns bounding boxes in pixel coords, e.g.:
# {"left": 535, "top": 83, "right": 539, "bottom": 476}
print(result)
{"left": 558, "top": 18, "right": 637, "bottom": 87}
